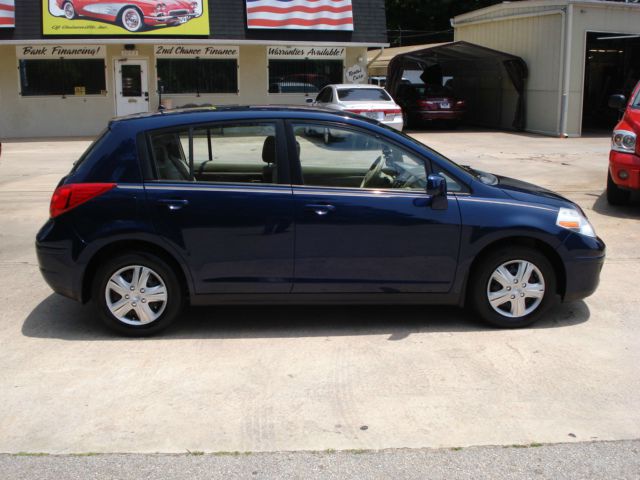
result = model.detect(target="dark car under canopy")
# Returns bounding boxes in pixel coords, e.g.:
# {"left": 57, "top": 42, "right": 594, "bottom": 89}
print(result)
{"left": 386, "top": 41, "right": 528, "bottom": 131}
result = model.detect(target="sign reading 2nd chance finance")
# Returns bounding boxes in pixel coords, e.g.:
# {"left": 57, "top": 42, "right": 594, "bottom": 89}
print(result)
{"left": 43, "top": 0, "right": 210, "bottom": 36}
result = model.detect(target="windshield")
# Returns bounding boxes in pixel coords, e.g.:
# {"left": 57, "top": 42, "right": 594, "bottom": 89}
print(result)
{"left": 388, "top": 127, "right": 500, "bottom": 185}
{"left": 633, "top": 86, "right": 640, "bottom": 108}
{"left": 337, "top": 88, "right": 392, "bottom": 102}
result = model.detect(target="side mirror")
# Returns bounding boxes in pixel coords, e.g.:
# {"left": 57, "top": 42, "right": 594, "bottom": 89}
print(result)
{"left": 305, "top": 98, "right": 314, "bottom": 104}
{"left": 608, "top": 94, "right": 627, "bottom": 112}
{"left": 426, "top": 174, "right": 448, "bottom": 210}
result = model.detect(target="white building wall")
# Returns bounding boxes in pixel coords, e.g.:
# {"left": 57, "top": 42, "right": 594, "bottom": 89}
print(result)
{"left": 0, "top": 44, "right": 367, "bottom": 139}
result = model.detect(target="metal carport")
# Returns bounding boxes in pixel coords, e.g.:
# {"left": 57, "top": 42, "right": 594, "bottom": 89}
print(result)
{"left": 386, "top": 41, "right": 528, "bottom": 131}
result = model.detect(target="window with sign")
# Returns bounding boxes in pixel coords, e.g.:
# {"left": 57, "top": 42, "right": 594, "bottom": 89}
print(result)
{"left": 268, "top": 60, "right": 343, "bottom": 94}
{"left": 157, "top": 59, "right": 238, "bottom": 95}
{"left": 19, "top": 59, "right": 106, "bottom": 96}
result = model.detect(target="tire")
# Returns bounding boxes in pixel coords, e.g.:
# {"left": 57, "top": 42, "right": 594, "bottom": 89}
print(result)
{"left": 606, "top": 171, "right": 631, "bottom": 206}
{"left": 119, "top": 7, "right": 145, "bottom": 32}
{"left": 63, "top": 1, "right": 77, "bottom": 19}
{"left": 469, "top": 246, "right": 556, "bottom": 328}
{"left": 92, "top": 252, "right": 183, "bottom": 336}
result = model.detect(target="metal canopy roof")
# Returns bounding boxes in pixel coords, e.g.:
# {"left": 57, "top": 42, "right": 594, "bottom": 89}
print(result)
{"left": 387, "top": 41, "right": 528, "bottom": 130}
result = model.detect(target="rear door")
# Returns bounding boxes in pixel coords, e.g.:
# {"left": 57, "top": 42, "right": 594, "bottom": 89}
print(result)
{"left": 144, "top": 120, "right": 294, "bottom": 294}
{"left": 288, "top": 121, "right": 462, "bottom": 293}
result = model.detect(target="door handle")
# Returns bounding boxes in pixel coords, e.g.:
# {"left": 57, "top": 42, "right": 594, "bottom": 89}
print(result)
{"left": 157, "top": 198, "right": 189, "bottom": 211}
{"left": 305, "top": 204, "right": 336, "bottom": 216}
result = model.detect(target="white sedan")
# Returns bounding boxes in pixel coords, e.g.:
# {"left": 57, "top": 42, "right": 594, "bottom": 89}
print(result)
{"left": 310, "top": 84, "right": 404, "bottom": 131}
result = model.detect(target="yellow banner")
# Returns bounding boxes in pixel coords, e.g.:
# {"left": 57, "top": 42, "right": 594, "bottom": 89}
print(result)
{"left": 43, "top": 0, "right": 210, "bottom": 36}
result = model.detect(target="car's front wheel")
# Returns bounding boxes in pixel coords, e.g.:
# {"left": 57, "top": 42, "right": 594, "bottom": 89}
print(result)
{"left": 119, "top": 7, "right": 145, "bottom": 32}
{"left": 606, "top": 171, "right": 631, "bottom": 205}
{"left": 92, "top": 252, "right": 183, "bottom": 336}
{"left": 470, "top": 246, "right": 556, "bottom": 328}
{"left": 63, "top": 1, "right": 77, "bottom": 19}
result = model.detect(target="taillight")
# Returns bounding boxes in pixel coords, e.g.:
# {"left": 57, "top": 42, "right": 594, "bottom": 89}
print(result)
{"left": 383, "top": 108, "right": 402, "bottom": 116}
{"left": 455, "top": 100, "right": 465, "bottom": 108}
{"left": 50, "top": 183, "right": 116, "bottom": 218}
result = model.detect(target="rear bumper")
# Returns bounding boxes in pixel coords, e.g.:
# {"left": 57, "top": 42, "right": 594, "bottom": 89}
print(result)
{"left": 382, "top": 118, "right": 404, "bottom": 131}
{"left": 36, "top": 219, "right": 84, "bottom": 303}
{"left": 415, "top": 110, "right": 464, "bottom": 121}
{"left": 609, "top": 150, "right": 640, "bottom": 190}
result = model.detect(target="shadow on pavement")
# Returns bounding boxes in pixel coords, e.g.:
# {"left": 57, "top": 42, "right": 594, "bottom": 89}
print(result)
{"left": 23, "top": 293, "right": 590, "bottom": 341}
{"left": 592, "top": 191, "right": 640, "bottom": 218}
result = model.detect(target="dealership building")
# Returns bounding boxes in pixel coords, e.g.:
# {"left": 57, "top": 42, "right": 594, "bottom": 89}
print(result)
{"left": 0, "top": 0, "right": 387, "bottom": 138}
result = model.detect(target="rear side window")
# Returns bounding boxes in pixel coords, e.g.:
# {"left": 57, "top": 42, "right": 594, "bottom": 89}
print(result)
{"left": 337, "top": 88, "right": 391, "bottom": 102}
{"left": 149, "top": 123, "right": 280, "bottom": 185}
{"left": 69, "top": 128, "right": 110, "bottom": 174}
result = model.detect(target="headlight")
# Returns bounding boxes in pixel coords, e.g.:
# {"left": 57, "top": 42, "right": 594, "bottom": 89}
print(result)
{"left": 556, "top": 207, "right": 596, "bottom": 238}
{"left": 612, "top": 129, "right": 636, "bottom": 153}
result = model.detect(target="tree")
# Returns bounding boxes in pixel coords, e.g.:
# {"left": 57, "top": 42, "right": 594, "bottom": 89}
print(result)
{"left": 385, "top": 0, "right": 501, "bottom": 46}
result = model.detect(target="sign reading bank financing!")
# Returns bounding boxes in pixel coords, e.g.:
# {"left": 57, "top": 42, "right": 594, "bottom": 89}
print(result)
{"left": 0, "top": 0, "right": 15, "bottom": 28}
{"left": 43, "top": 0, "right": 210, "bottom": 36}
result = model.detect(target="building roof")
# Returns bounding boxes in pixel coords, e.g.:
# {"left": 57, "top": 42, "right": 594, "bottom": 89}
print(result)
{"left": 452, "top": 0, "right": 640, "bottom": 26}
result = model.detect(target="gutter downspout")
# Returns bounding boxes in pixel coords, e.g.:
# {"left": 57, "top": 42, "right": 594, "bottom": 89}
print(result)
{"left": 559, "top": 3, "right": 573, "bottom": 138}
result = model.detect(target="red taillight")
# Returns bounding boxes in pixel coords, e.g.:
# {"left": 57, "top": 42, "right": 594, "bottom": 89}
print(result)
{"left": 50, "top": 183, "right": 116, "bottom": 218}
{"left": 383, "top": 108, "right": 402, "bottom": 115}
{"left": 455, "top": 100, "right": 465, "bottom": 108}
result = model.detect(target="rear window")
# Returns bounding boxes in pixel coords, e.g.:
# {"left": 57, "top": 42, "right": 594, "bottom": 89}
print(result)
{"left": 69, "top": 128, "right": 109, "bottom": 174}
{"left": 337, "top": 88, "right": 392, "bottom": 102}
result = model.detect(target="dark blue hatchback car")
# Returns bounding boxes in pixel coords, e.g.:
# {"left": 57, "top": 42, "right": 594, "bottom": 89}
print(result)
{"left": 36, "top": 106, "right": 605, "bottom": 335}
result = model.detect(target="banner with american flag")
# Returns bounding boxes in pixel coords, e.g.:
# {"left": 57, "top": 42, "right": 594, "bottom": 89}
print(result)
{"left": 246, "top": 0, "right": 354, "bottom": 31}
{"left": 0, "top": 0, "right": 15, "bottom": 28}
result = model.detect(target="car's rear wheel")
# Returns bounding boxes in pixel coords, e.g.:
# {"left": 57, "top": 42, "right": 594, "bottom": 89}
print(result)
{"left": 92, "top": 252, "right": 183, "bottom": 336}
{"left": 470, "top": 246, "right": 556, "bottom": 328}
{"left": 119, "top": 7, "right": 144, "bottom": 32}
{"left": 606, "top": 171, "right": 631, "bottom": 205}
{"left": 63, "top": 1, "right": 77, "bottom": 19}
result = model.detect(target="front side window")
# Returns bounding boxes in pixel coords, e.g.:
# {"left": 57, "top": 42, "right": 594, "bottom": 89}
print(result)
{"left": 268, "top": 60, "right": 343, "bottom": 94}
{"left": 150, "top": 123, "right": 279, "bottom": 185}
{"left": 293, "top": 123, "right": 428, "bottom": 190}
{"left": 19, "top": 59, "right": 106, "bottom": 96}
{"left": 632, "top": 86, "right": 640, "bottom": 108}
{"left": 157, "top": 59, "right": 238, "bottom": 95}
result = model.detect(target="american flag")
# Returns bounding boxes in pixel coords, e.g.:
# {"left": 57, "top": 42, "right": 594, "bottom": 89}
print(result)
{"left": 246, "top": 0, "right": 354, "bottom": 31}
{"left": 0, "top": 0, "right": 14, "bottom": 28}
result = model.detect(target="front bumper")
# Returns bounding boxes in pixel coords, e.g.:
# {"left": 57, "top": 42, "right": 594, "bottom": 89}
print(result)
{"left": 144, "top": 13, "right": 197, "bottom": 25}
{"left": 561, "top": 234, "right": 606, "bottom": 303}
{"left": 609, "top": 150, "right": 640, "bottom": 191}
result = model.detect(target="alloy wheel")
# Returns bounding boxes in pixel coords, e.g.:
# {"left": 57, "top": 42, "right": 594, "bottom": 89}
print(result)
{"left": 105, "top": 265, "right": 168, "bottom": 325}
{"left": 486, "top": 259, "right": 545, "bottom": 318}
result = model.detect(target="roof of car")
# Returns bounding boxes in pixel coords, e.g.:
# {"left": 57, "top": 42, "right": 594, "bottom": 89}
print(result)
{"left": 108, "top": 105, "right": 381, "bottom": 130}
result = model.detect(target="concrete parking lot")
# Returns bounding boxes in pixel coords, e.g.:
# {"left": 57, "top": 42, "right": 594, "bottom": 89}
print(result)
{"left": 0, "top": 129, "right": 638, "bottom": 457}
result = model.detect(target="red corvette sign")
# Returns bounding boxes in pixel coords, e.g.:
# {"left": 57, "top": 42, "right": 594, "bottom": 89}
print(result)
{"left": 0, "top": 0, "right": 15, "bottom": 28}
{"left": 43, "top": 0, "right": 210, "bottom": 35}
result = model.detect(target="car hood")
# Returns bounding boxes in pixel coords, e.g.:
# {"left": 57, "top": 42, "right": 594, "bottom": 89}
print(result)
{"left": 494, "top": 175, "right": 574, "bottom": 209}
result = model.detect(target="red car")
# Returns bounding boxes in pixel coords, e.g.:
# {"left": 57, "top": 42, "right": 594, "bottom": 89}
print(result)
{"left": 395, "top": 83, "right": 465, "bottom": 129}
{"left": 607, "top": 81, "right": 640, "bottom": 205}
{"left": 56, "top": 0, "right": 200, "bottom": 32}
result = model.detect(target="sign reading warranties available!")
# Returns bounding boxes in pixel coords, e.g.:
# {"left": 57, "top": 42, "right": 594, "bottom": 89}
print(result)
{"left": 43, "top": 0, "right": 210, "bottom": 35}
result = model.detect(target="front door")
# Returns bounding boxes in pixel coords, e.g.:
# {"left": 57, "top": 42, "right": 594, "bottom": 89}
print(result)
{"left": 289, "top": 122, "right": 461, "bottom": 293}
{"left": 115, "top": 59, "right": 149, "bottom": 117}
